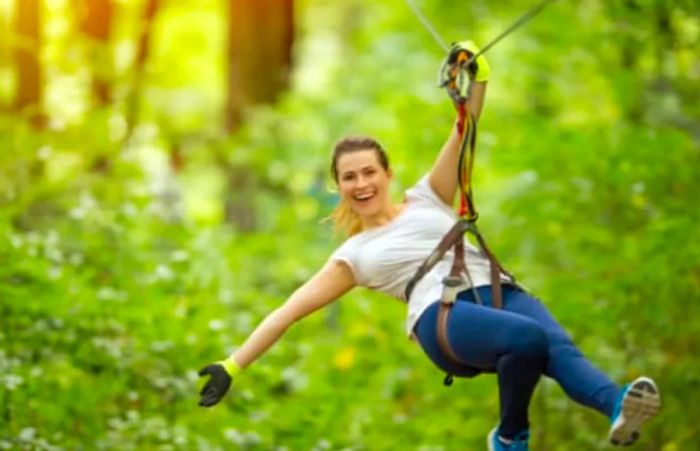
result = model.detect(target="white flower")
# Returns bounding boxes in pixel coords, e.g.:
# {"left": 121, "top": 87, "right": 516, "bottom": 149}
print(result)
{"left": 3, "top": 374, "right": 24, "bottom": 390}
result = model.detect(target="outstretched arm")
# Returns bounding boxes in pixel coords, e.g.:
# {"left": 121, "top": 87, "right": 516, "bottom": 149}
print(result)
{"left": 198, "top": 259, "right": 355, "bottom": 406}
{"left": 231, "top": 260, "right": 355, "bottom": 368}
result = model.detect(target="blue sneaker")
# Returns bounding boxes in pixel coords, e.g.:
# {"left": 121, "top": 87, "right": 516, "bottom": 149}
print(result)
{"left": 609, "top": 376, "right": 661, "bottom": 446}
{"left": 488, "top": 427, "right": 529, "bottom": 451}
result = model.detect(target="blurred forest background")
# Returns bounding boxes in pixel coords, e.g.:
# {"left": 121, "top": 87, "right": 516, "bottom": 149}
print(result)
{"left": 1, "top": 0, "right": 699, "bottom": 449}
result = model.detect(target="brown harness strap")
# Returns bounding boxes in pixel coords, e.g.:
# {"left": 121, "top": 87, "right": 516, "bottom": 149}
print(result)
{"left": 436, "top": 235, "right": 469, "bottom": 365}
{"left": 469, "top": 224, "right": 516, "bottom": 310}
{"left": 404, "top": 219, "right": 471, "bottom": 301}
{"left": 405, "top": 219, "right": 513, "bottom": 305}
{"left": 437, "top": 304, "right": 462, "bottom": 364}
{"left": 436, "top": 226, "right": 508, "bottom": 369}
{"left": 406, "top": 218, "right": 518, "bottom": 382}
{"left": 490, "top": 261, "right": 503, "bottom": 309}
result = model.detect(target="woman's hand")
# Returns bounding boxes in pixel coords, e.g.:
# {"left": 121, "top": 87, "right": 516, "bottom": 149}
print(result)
{"left": 196, "top": 260, "right": 355, "bottom": 407}
{"left": 198, "top": 355, "right": 241, "bottom": 407}
{"left": 449, "top": 40, "right": 491, "bottom": 82}
{"left": 198, "top": 363, "right": 233, "bottom": 407}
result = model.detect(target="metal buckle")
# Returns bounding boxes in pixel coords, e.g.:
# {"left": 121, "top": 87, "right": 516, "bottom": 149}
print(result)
{"left": 441, "top": 275, "right": 464, "bottom": 304}
{"left": 438, "top": 48, "right": 474, "bottom": 104}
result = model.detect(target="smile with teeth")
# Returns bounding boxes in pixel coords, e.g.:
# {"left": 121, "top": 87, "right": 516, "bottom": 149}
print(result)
{"left": 354, "top": 192, "right": 375, "bottom": 201}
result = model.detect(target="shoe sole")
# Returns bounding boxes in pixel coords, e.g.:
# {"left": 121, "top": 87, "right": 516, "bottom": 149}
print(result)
{"left": 609, "top": 376, "right": 661, "bottom": 446}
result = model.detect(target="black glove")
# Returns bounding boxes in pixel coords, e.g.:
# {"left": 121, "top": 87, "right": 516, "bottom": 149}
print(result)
{"left": 198, "top": 363, "right": 232, "bottom": 407}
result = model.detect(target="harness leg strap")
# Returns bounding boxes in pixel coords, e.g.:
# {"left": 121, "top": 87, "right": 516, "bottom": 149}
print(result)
{"left": 437, "top": 303, "right": 464, "bottom": 364}
{"left": 436, "top": 236, "right": 471, "bottom": 367}
{"left": 434, "top": 229, "right": 506, "bottom": 379}
{"left": 490, "top": 259, "right": 503, "bottom": 309}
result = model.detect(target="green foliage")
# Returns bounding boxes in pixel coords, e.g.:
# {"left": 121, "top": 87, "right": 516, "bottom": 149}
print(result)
{"left": 1, "top": 0, "right": 699, "bottom": 449}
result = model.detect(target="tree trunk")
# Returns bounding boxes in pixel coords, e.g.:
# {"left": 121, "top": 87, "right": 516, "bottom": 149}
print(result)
{"left": 226, "top": 0, "right": 294, "bottom": 131}
{"left": 223, "top": 0, "right": 294, "bottom": 230}
{"left": 14, "top": 0, "right": 43, "bottom": 126}
{"left": 80, "top": 0, "right": 114, "bottom": 106}
{"left": 125, "top": 0, "right": 160, "bottom": 135}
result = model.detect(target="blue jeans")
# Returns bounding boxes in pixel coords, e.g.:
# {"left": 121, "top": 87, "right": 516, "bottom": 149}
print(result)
{"left": 413, "top": 284, "right": 620, "bottom": 438}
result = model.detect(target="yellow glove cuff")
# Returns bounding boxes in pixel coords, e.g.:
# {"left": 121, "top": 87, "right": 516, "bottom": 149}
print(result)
{"left": 218, "top": 355, "right": 241, "bottom": 377}
{"left": 456, "top": 40, "right": 491, "bottom": 82}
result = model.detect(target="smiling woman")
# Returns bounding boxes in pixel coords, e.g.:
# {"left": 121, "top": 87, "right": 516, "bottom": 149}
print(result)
{"left": 327, "top": 136, "right": 398, "bottom": 236}
{"left": 197, "top": 40, "right": 661, "bottom": 451}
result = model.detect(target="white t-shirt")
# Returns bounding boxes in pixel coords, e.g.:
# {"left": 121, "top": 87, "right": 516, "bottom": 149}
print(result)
{"left": 330, "top": 175, "right": 511, "bottom": 336}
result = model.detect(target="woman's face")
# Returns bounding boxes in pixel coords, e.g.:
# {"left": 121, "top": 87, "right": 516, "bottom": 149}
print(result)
{"left": 335, "top": 149, "right": 392, "bottom": 218}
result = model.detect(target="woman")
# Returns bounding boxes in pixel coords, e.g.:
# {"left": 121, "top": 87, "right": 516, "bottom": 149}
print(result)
{"left": 197, "top": 42, "right": 661, "bottom": 450}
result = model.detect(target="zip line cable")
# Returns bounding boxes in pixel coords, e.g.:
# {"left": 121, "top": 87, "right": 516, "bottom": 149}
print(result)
{"left": 406, "top": 0, "right": 450, "bottom": 52}
{"left": 467, "top": 0, "right": 558, "bottom": 64}
{"left": 406, "top": 0, "right": 559, "bottom": 63}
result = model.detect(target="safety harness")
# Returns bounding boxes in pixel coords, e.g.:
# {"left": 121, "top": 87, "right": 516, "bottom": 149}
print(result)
{"left": 405, "top": 44, "right": 517, "bottom": 386}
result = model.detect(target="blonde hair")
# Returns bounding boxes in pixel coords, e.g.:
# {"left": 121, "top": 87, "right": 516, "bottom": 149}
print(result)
{"left": 326, "top": 199, "right": 364, "bottom": 237}
{"left": 324, "top": 136, "right": 390, "bottom": 237}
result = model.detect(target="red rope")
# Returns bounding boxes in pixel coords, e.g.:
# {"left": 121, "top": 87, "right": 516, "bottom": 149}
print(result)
{"left": 456, "top": 103, "right": 466, "bottom": 135}
{"left": 455, "top": 103, "right": 469, "bottom": 218}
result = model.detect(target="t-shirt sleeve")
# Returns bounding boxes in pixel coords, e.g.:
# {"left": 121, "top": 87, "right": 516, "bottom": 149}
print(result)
{"left": 329, "top": 239, "right": 360, "bottom": 283}
{"left": 405, "top": 174, "right": 456, "bottom": 216}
